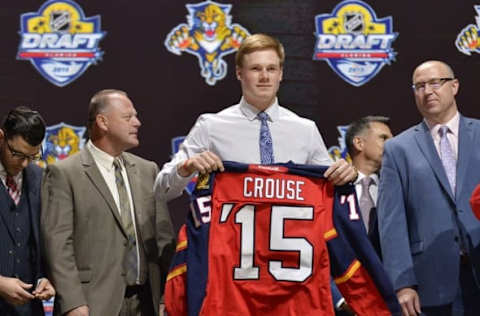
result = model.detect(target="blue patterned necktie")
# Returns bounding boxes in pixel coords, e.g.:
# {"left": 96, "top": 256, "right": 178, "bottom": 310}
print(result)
{"left": 439, "top": 126, "right": 456, "bottom": 195}
{"left": 258, "top": 111, "right": 274, "bottom": 164}
{"left": 113, "top": 158, "right": 138, "bottom": 285}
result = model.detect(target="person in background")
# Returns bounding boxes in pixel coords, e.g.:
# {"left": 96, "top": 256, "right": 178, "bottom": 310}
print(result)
{"left": 41, "top": 90, "right": 175, "bottom": 316}
{"left": 0, "top": 107, "right": 55, "bottom": 316}
{"left": 377, "top": 60, "right": 480, "bottom": 316}
{"left": 345, "top": 115, "right": 392, "bottom": 257}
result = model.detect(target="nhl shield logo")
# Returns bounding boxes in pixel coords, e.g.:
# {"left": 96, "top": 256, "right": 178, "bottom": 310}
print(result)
{"left": 17, "top": 0, "right": 106, "bottom": 87}
{"left": 313, "top": 0, "right": 398, "bottom": 87}
{"left": 164, "top": 1, "right": 250, "bottom": 86}
{"left": 39, "top": 122, "right": 86, "bottom": 167}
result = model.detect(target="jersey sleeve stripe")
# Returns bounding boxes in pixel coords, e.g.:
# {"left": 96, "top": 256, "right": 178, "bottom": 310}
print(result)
{"left": 334, "top": 260, "right": 361, "bottom": 284}
{"left": 167, "top": 263, "right": 187, "bottom": 281}
{"left": 324, "top": 228, "right": 337, "bottom": 240}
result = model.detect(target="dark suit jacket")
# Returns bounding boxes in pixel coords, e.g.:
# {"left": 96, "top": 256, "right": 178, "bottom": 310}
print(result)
{"left": 41, "top": 148, "right": 175, "bottom": 315}
{"left": 0, "top": 164, "right": 45, "bottom": 315}
{"left": 377, "top": 116, "right": 480, "bottom": 306}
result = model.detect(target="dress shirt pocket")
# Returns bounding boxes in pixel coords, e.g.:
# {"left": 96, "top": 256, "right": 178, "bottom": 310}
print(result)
{"left": 410, "top": 241, "right": 424, "bottom": 255}
{"left": 78, "top": 269, "right": 92, "bottom": 283}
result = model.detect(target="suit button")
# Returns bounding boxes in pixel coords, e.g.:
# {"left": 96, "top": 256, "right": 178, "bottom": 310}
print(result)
{"left": 8, "top": 250, "right": 13, "bottom": 255}
{"left": 17, "top": 242, "right": 21, "bottom": 247}
{"left": 124, "top": 241, "right": 128, "bottom": 246}
{"left": 10, "top": 206, "right": 15, "bottom": 211}
{"left": 16, "top": 259, "right": 20, "bottom": 263}
{"left": 454, "top": 236, "right": 460, "bottom": 242}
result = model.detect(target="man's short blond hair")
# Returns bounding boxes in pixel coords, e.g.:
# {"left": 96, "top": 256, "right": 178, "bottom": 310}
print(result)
{"left": 235, "top": 33, "right": 285, "bottom": 68}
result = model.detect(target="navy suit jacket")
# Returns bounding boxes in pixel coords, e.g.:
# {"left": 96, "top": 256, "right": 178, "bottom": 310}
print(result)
{"left": 0, "top": 164, "right": 45, "bottom": 315}
{"left": 377, "top": 115, "right": 480, "bottom": 307}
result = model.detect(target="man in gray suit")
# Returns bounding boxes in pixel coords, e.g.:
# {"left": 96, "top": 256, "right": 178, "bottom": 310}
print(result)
{"left": 41, "top": 90, "right": 175, "bottom": 316}
{"left": 377, "top": 60, "right": 480, "bottom": 316}
{"left": 0, "top": 107, "right": 55, "bottom": 315}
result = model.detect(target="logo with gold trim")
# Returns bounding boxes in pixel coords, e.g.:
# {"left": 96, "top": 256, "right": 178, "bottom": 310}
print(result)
{"left": 455, "top": 5, "right": 480, "bottom": 56}
{"left": 164, "top": 1, "right": 250, "bottom": 86}
{"left": 17, "top": 0, "right": 105, "bottom": 87}
{"left": 313, "top": 0, "right": 397, "bottom": 86}
{"left": 39, "top": 122, "right": 86, "bottom": 167}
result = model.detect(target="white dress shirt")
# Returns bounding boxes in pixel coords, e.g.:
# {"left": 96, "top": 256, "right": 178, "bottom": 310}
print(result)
{"left": 155, "top": 97, "right": 333, "bottom": 201}
{"left": 354, "top": 171, "right": 380, "bottom": 207}
{"left": 425, "top": 111, "right": 459, "bottom": 159}
{"left": 86, "top": 140, "right": 141, "bottom": 283}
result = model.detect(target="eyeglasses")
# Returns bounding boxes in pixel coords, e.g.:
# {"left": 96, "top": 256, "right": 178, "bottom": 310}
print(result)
{"left": 6, "top": 142, "right": 42, "bottom": 161}
{"left": 412, "top": 78, "right": 455, "bottom": 92}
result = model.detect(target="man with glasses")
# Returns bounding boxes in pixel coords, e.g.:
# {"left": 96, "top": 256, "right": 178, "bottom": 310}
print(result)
{"left": 0, "top": 107, "right": 55, "bottom": 315}
{"left": 377, "top": 60, "right": 480, "bottom": 315}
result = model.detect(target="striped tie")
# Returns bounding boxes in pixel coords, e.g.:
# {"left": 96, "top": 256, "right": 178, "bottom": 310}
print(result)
{"left": 6, "top": 175, "right": 20, "bottom": 205}
{"left": 113, "top": 158, "right": 138, "bottom": 285}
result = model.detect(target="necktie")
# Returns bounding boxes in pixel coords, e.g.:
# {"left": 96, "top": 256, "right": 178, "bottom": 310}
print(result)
{"left": 6, "top": 175, "right": 20, "bottom": 205}
{"left": 113, "top": 158, "right": 138, "bottom": 285}
{"left": 359, "top": 176, "right": 374, "bottom": 232}
{"left": 258, "top": 111, "right": 274, "bottom": 164}
{"left": 438, "top": 126, "right": 456, "bottom": 194}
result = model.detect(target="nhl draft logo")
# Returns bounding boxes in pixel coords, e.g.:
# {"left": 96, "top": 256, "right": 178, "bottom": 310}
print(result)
{"left": 313, "top": 0, "right": 398, "bottom": 87}
{"left": 165, "top": 1, "right": 250, "bottom": 86}
{"left": 455, "top": 5, "right": 480, "bottom": 56}
{"left": 39, "top": 122, "right": 86, "bottom": 167}
{"left": 328, "top": 125, "right": 352, "bottom": 163}
{"left": 17, "top": 0, "right": 105, "bottom": 87}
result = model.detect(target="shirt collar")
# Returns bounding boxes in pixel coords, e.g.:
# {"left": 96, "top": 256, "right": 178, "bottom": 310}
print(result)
{"left": 239, "top": 97, "right": 279, "bottom": 122}
{"left": 425, "top": 111, "right": 460, "bottom": 138}
{"left": 354, "top": 170, "right": 379, "bottom": 186}
{"left": 87, "top": 140, "right": 118, "bottom": 171}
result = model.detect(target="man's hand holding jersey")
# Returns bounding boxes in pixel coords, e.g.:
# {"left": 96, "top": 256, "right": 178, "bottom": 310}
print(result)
{"left": 177, "top": 151, "right": 357, "bottom": 186}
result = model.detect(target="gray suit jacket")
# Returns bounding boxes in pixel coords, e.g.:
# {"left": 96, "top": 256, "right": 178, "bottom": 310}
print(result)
{"left": 377, "top": 115, "right": 480, "bottom": 306}
{"left": 41, "top": 148, "right": 175, "bottom": 315}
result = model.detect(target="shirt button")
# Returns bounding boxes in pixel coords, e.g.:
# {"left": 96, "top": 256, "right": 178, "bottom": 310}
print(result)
{"left": 17, "top": 242, "right": 21, "bottom": 247}
{"left": 16, "top": 227, "right": 21, "bottom": 232}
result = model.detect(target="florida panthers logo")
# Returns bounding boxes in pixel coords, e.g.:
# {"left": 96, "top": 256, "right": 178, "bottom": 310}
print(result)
{"left": 165, "top": 1, "right": 250, "bottom": 86}
{"left": 39, "top": 123, "right": 86, "bottom": 167}
{"left": 17, "top": 0, "right": 105, "bottom": 87}
{"left": 455, "top": 6, "right": 480, "bottom": 56}
{"left": 313, "top": 0, "right": 397, "bottom": 87}
{"left": 328, "top": 125, "right": 352, "bottom": 163}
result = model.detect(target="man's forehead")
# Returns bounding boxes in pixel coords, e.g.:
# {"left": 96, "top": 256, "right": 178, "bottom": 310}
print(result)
{"left": 413, "top": 62, "right": 450, "bottom": 80}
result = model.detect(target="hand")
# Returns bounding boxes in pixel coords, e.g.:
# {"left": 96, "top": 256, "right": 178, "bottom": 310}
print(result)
{"left": 324, "top": 159, "right": 357, "bottom": 186}
{"left": 0, "top": 275, "right": 34, "bottom": 306}
{"left": 66, "top": 305, "right": 89, "bottom": 316}
{"left": 32, "top": 278, "right": 55, "bottom": 301}
{"left": 177, "top": 151, "right": 224, "bottom": 177}
{"left": 397, "top": 287, "right": 421, "bottom": 316}
{"left": 159, "top": 303, "right": 166, "bottom": 316}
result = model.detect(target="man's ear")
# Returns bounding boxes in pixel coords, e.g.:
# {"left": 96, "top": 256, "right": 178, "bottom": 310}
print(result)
{"left": 353, "top": 135, "right": 363, "bottom": 152}
{"left": 0, "top": 129, "right": 5, "bottom": 144}
{"left": 236, "top": 66, "right": 242, "bottom": 81}
{"left": 96, "top": 114, "right": 108, "bottom": 132}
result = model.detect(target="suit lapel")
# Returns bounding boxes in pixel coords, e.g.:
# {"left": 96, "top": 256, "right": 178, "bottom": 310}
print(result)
{"left": 81, "top": 149, "right": 127, "bottom": 238}
{"left": 24, "top": 165, "right": 41, "bottom": 249}
{"left": 456, "top": 116, "right": 474, "bottom": 199}
{"left": 0, "top": 182, "right": 15, "bottom": 241}
{"left": 414, "top": 121, "right": 455, "bottom": 202}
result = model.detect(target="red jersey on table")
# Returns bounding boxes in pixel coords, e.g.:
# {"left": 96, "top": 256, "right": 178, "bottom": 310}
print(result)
{"left": 166, "top": 162, "right": 400, "bottom": 316}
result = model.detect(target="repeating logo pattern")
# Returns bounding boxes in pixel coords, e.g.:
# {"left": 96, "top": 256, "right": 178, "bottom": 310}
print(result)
{"left": 313, "top": 0, "right": 397, "bottom": 87}
{"left": 328, "top": 125, "right": 352, "bottom": 163}
{"left": 38, "top": 122, "right": 86, "bottom": 167}
{"left": 455, "top": 5, "right": 480, "bottom": 56}
{"left": 18, "top": 0, "right": 105, "bottom": 87}
{"left": 164, "top": 1, "right": 250, "bottom": 86}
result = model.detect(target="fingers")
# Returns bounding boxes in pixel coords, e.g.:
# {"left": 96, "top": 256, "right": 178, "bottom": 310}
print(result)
{"left": 178, "top": 151, "right": 224, "bottom": 177}
{"left": 397, "top": 288, "right": 421, "bottom": 316}
{"left": 324, "top": 159, "right": 357, "bottom": 186}
{"left": 33, "top": 278, "right": 56, "bottom": 300}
